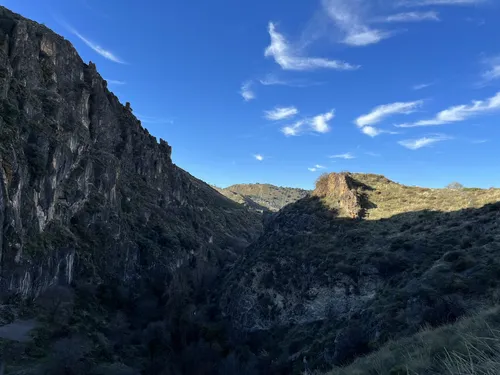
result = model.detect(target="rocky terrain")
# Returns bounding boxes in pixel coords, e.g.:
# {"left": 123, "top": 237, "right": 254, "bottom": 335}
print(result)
{"left": 214, "top": 183, "right": 309, "bottom": 212}
{"left": 220, "top": 172, "right": 500, "bottom": 370}
{"left": 1, "top": 5, "right": 500, "bottom": 375}
{"left": 0, "top": 5, "right": 262, "bottom": 299}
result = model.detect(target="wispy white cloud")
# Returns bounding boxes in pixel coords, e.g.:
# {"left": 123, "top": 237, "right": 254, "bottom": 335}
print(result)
{"left": 259, "top": 75, "right": 288, "bottom": 86}
{"left": 68, "top": 26, "right": 125, "bottom": 64}
{"left": 376, "top": 11, "right": 440, "bottom": 22}
{"left": 413, "top": 82, "right": 434, "bottom": 90}
{"left": 361, "top": 126, "right": 382, "bottom": 137}
{"left": 240, "top": 81, "right": 255, "bottom": 101}
{"left": 355, "top": 100, "right": 423, "bottom": 127}
{"left": 282, "top": 110, "right": 335, "bottom": 136}
{"left": 264, "top": 106, "right": 299, "bottom": 120}
{"left": 330, "top": 152, "right": 356, "bottom": 159}
{"left": 396, "top": 92, "right": 500, "bottom": 127}
{"left": 312, "top": 110, "right": 335, "bottom": 133}
{"left": 282, "top": 121, "right": 305, "bottom": 136}
{"left": 344, "top": 29, "right": 391, "bottom": 46}
{"left": 265, "top": 22, "right": 359, "bottom": 71}
{"left": 399, "top": 0, "right": 485, "bottom": 6}
{"left": 259, "top": 74, "right": 323, "bottom": 88}
{"left": 365, "top": 151, "right": 381, "bottom": 156}
{"left": 322, "top": 0, "right": 392, "bottom": 46}
{"left": 308, "top": 165, "right": 326, "bottom": 172}
{"left": 398, "top": 134, "right": 451, "bottom": 150}
{"left": 360, "top": 126, "right": 399, "bottom": 137}
{"left": 254, "top": 154, "right": 264, "bottom": 161}
{"left": 481, "top": 56, "right": 500, "bottom": 82}
{"left": 484, "top": 67, "right": 500, "bottom": 81}
{"left": 105, "top": 79, "right": 126, "bottom": 85}
{"left": 135, "top": 113, "right": 173, "bottom": 125}
{"left": 471, "top": 139, "right": 488, "bottom": 144}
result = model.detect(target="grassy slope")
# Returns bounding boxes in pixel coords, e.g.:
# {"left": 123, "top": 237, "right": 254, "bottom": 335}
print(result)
{"left": 318, "top": 173, "right": 500, "bottom": 220}
{"left": 326, "top": 306, "right": 500, "bottom": 375}
{"left": 349, "top": 174, "right": 500, "bottom": 220}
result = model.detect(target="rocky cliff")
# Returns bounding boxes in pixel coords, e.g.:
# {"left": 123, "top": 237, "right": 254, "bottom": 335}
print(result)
{"left": 0, "top": 6, "right": 262, "bottom": 298}
{"left": 312, "top": 173, "right": 367, "bottom": 218}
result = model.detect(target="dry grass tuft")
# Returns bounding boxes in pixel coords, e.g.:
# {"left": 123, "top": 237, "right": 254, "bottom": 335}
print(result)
{"left": 324, "top": 307, "right": 500, "bottom": 375}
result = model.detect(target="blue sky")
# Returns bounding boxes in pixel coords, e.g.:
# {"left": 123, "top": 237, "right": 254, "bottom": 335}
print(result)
{"left": 5, "top": 0, "right": 500, "bottom": 189}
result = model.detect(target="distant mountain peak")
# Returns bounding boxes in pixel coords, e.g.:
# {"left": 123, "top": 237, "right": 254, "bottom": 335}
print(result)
{"left": 214, "top": 183, "right": 309, "bottom": 212}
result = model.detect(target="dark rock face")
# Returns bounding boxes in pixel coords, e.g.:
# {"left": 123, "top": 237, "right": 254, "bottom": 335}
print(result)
{"left": 0, "top": 6, "right": 261, "bottom": 297}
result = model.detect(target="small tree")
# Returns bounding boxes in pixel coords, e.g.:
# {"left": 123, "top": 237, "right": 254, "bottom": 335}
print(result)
{"left": 36, "top": 285, "right": 74, "bottom": 323}
{"left": 446, "top": 182, "right": 464, "bottom": 190}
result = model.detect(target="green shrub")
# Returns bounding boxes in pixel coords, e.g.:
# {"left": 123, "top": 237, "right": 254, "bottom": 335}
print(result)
{"left": 42, "top": 337, "right": 92, "bottom": 375}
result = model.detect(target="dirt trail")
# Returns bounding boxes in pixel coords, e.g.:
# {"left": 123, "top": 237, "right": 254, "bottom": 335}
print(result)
{"left": 0, "top": 319, "right": 38, "bottom": 342}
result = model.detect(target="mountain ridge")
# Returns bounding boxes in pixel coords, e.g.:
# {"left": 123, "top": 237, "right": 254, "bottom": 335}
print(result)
{"left": 214, "top": 183, "right": 309, "bottom": 212}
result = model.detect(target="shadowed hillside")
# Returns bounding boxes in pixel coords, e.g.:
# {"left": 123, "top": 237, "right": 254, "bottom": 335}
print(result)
{"left": 220, "top": 173, "right": 500, "bottom": 373}
{"left": 326, "top": 305, "right": 500, "bottom": 375}
{"left": 5, "top": 194, "right": 500, "bottom": 374}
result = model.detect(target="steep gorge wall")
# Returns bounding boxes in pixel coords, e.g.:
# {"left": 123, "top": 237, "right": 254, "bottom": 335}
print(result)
{"left": 0, "top": 7, "right": 261, "bottom": 297}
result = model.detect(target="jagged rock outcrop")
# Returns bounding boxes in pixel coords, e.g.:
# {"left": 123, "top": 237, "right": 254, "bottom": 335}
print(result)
{"left": 0, "top": 6, "right": 262, "bottom": 297}
{"left": 313, "top": 172, "right": 367, "bottom": 219}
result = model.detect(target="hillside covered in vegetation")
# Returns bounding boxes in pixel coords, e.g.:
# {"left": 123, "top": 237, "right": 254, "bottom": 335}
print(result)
{"left": 215, "top": 183, "right": 309, "bottom": 212}
{"left": 220, "top": 172, "right": 500, "bottom": 372}
{"left": 327, "top": 306, "right": 500, "bottom": 375}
